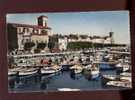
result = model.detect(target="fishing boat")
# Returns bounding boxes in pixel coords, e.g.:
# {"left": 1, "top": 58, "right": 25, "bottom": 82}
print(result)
{"left": 101, "top": 74, "right": 119, "bottom": 86}
{"left": 115, "top": 62, "right": 130, "bottom": 73}
{"left": 70, "top": 64, "right": 83, "bottom": 74}
{"left": 52, "top": 64, "right": 62, "bottom": 72}
{"left": 120, "top": 72, "right": 131, "bottom": 77}
{"left": 83, "top": 64, "right": 92, "bottom": 69}
{"left": 41, "top": 64, "right": 61, "bottom": 75}
{"left": 60, "top": 60, "right": 73, "bottom": 71}
{"left": 90, "top": 65, "right": 100, "bottom": 79}
{"left": 120, "top": 72, "right": 131, "bottom": 82}
{"left": 8, "top": 67, "right": 23, "bottom": 76}
{"left": 122, "top": 63, "right": 131, "bottom": 72}
{"left": 8, "top": 70, "right": 18, "bottom": 76}
{"left": 83, "top": 63, "right": 100, "bottom": 79}
{"left": 18, "top": 67, "right": 38, "bottom": 76}
{"left": 120, "top": 77, "right": 131, "bottom": 82}
{"left": 103, "top": 54, "right": 110, "bottom": 62}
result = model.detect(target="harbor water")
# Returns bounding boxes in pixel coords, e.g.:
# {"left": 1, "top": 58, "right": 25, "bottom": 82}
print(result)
{"left": 8, "top": 64, "right": 128, "bottom": 92}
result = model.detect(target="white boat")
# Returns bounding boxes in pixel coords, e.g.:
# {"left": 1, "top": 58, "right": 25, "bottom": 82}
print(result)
{"left": 116, "top": 63, "right": 122, "bottom": 67}
{"left": 83, "top": 64, "right": 92, "bottom": 69}
{"left": 70, "top": 64, "right": 83, "bottom": 74}
{"left": 8, "top": 70, "right": 18, "bottom": 76}
{"left": 91, "top": 69, "right": 100, "bottom": 79}
{"left": 123, "top": 64, "right": 130, "bottom": 72}
{"left": 120, "top": 72, "right": 131, "bottom": 82}
{"left": 58, "top": 88, "right": 80, "bottom": 91}
{"left": 102, "top": 74, "right": 118, "bottom": 80}
{"left": 19, "top": 68, "right": 38, "bottom": 76}
{"left": 83, "top": 63, "right": 100, "bottom": 79}
{"left": 8, "top": 67, "right": 22, "bottom": 76}
{"left": 101, "top": 74, "right": 119, "bottom": 86}
{"left": 120, "top": 72, "right": 131, "bottom": 77}
{"left": 116, "top": 63, "right": 130, "bottom": 72}
{"left": 106, "top": 80, "right": 132, "bottom": 88}
{"left": 120, "top": 77, "right": 131, "bottom": 82}
{"left": 41, "top": 65, "right": 61, "bottom": 75}
{"left": 52, "top": 64, "right": 62, "bottom": 71}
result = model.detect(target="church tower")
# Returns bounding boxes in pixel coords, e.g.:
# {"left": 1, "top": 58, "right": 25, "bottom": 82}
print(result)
{"left": 109, "top": 32, "right": 115, "bottom": 44}
{"left": 38, "top": 15, "right": 48, "bottom": 27}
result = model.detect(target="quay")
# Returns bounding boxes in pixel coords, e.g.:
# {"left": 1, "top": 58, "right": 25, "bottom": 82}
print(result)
{"left": 9, "top": 50, "right": 130, "bottom": 58}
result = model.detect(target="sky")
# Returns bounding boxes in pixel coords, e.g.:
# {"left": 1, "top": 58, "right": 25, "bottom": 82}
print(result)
{"left": 6, "top": 11, "right": 130, "bottom": 44}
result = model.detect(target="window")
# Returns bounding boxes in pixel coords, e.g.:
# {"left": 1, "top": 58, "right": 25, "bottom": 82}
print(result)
{"left": 41, "top": 30, "right": 48, "bottom": 35}
{"left": 33, "top": 29, "right": 39, "bottom": 34}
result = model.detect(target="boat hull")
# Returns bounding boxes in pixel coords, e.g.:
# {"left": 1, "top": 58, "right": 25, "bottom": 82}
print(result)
{"left": 41, "top": 68, "right": 61, "bottom": 75}
{"left": 61, "top": 64, "right": 73, "bottom": 71}
{"left": 8, "top": 71, "right": 18, "bottom": 76}
{"left": 19, "top": 70, "right": 38, "bottom": 77}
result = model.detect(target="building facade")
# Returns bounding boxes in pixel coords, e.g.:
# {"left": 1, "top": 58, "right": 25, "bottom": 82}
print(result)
{"left": 57, "top": 32, "right": 114, "bottom": 50}
{"left": 7, "top": 15, "right": 114, "bottom": 52}
{"left": 7, "top": 15, "right": 53, "bottom": 51}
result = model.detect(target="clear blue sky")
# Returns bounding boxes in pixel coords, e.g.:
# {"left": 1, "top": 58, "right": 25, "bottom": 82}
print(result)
{"left": 7, "top": 11, "right": 130, "bottom": 44}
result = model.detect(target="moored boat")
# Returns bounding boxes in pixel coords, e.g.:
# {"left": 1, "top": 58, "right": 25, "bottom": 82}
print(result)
{"left": 101, "top": 74, "right": 119, "bottom": 86}
{"left": 120, "top": 72, "right": 131, "bottom": 77}
{"left": 8, "top": 71, "right": 18, "bottom": 76}
{"left": 41, "top": 64, "right": 61, "bottom": 75}
{"left": 120, "top": 72, "right": 131, "bottom": 82}
{"left": 90, "top": 65, "right": 100, "bottom": 79}
{"left": 83, "top": 63, "right": 100, "bottom": 80}
{"left": 8, "top": 67, "right": 23, "bottom": 76}
{"left": 106, "top": 80, "right": 132, "bottom": 88}
{"left": 60, "top": 60, "right": 74, "bottom": 71}
{"left": 115, "top": 62, "right": 130, "bottom": 74}
{"left": 70, "top": 64, "right": 83, "bottom": 74}
{"left": 18, "top": 67, "right": 38, "bottom": 76}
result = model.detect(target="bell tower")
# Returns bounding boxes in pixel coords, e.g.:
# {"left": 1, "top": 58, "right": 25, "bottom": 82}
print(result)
{"left": 109, "top": 32, "right": 115, "bottom": 44}
{"left": 38, "top": 15, "right": 48, "bottom": 27}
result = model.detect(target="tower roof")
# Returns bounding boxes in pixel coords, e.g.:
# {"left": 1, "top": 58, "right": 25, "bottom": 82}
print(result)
{"left": 38, "top": 15, "right": 48, "bottom": 19}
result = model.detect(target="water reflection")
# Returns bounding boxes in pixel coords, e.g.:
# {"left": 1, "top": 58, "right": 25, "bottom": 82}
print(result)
{"left": 8, "top": 64, "right": 129, "bottom": 92}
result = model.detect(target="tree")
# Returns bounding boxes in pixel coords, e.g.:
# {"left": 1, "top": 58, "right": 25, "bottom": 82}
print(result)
{"left": 67, "top": 42, "right": 93, "bottom": 50}
{"left": 37, "top": 42, "right": 47, "bottom": 50}
{"left": 24, "top": 42, "right": 35, "bottom": 51}
{"left": 48, "top": 42, "right": 55, "bottom": 51}
{"left": 34, "top": 49, "right": 40, "bottom": 53}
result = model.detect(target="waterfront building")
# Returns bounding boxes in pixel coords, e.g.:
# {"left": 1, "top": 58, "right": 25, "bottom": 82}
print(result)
{"left": 58, "top": 36, "right": 68, "bottom": 51}
{"left": 57, "top": 32, "right": 114, "bottom": 50}
{"left": 7, "top": 15, "right": 53, "bottom": 51}
{"left": 7, "top": 15, "right": 115, "bottom": 52}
